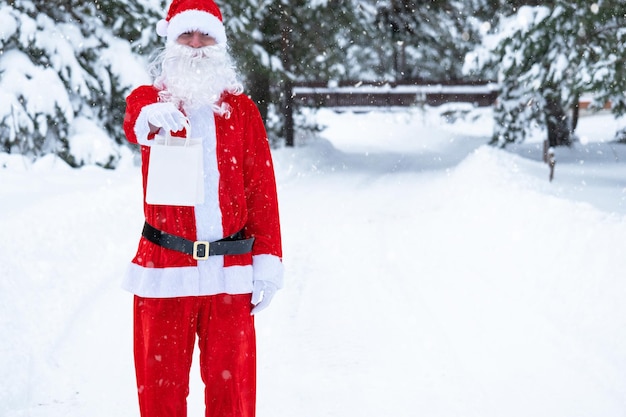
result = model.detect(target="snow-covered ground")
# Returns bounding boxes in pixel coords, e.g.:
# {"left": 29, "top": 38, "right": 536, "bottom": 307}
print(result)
{"left": 2, "top": 105, "right": 626, "bottom": 417}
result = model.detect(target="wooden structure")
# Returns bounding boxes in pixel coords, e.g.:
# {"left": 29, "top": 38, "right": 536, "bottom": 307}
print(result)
{"left": 292, "top": 80, "right": 499, "bottom": 109}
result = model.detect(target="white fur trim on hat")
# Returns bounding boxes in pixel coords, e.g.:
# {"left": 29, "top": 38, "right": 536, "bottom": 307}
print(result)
{"left": 160, "top": 9, "right": 227, "bottom": 44}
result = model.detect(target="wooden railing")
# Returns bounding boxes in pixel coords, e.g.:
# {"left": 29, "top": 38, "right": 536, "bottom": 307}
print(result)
{"left": 292, "top": 80, "right": 499, "bottom": 108}
{"left": 283, "top": 80, "right": 499, "bottom": 146}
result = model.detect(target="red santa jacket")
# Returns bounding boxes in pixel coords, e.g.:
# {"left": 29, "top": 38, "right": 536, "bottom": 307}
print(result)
{"left": 122, "top": 85, "right": 283, "bottom": 298}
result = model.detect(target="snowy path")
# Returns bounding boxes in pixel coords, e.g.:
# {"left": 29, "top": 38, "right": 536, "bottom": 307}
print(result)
{"left": 265, "top": 117, "right": 626, "bottom": 416}
{"left": 3, "top": 109, "right": 626, "bottom": 417}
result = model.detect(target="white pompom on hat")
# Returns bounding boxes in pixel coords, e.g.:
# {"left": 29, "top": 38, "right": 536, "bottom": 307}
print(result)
{"left": 156, "top": 0, "right": 227, "bottom": 44}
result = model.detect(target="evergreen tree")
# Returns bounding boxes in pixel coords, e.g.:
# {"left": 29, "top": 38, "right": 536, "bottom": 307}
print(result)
{"left": 220, "top": 0, "right": 372, "bottom": 145}
{"left": 487, "top": 1, "right": 626, "bottom": 147}
{"left": 0, "top": 0, "right": 163, "bottom": 167}
{"left": 373, "top": 0, "right": 485, "bottom": 81}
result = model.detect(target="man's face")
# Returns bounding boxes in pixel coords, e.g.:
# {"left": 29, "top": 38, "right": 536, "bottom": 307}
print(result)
{"left": 176, "top": 31, "right": 217, "bottom": 48}
{"left": 155, "top": 32, "right": 242, "bottom": 111}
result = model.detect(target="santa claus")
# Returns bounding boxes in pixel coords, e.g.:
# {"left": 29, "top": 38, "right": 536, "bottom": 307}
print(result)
{"left": 122, "top": 0, "right": 283, "bottom": 416}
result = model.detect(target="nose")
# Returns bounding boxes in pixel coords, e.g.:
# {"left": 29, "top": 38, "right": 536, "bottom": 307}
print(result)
{"left": 189, "top": 33, "right": 204, "bottom": 48}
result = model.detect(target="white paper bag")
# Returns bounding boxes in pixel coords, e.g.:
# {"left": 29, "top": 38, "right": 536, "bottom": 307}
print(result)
{"left": 145, "top": 130, "right": 204, "bottom": 206}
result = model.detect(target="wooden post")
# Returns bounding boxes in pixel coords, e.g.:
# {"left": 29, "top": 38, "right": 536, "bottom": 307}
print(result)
{"left": 548, "top": 148, "right": 556, "bottom": 182}
{"left": 544, "top": 140, "right": 556, "bottom": 181}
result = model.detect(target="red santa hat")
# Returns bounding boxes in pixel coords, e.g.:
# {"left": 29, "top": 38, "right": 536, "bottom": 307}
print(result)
{"left": 156, "top": 0, "right": 227, "bottom": 44}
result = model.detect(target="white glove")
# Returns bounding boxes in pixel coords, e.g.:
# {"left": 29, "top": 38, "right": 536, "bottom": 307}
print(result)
{"left": 145, "top": 102, "right": 187, "bottom": 133}
{"left": 251, "top": 280, "right": 277, "bottom": 315}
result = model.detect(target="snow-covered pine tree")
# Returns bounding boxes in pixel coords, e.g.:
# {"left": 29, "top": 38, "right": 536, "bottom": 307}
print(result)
{"left": 373, "top": 0, "right": 484, "bottom": 81}
{"left": 0, "top": 0, "right": 163, "bottom": 167}
{"left": 219, "top": 0, "right": 373, "bottom": 145}
{"left": 221, "top": 0, "right": 491, "bottom": 143}
{"left": 488, "top": 1, "right": 626, "bottom": 147}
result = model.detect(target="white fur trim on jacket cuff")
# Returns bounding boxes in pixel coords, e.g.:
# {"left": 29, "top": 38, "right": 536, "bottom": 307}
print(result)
{"left": 253, "top": 254, "right": 284, "bottom": 289}
{"left": 134, "top": 105, "right": 157, "bottom": 147}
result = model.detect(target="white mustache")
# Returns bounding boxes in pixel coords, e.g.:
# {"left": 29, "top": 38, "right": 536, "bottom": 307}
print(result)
{"left": 153, "top": 43, "right": 243, "bottom": 114}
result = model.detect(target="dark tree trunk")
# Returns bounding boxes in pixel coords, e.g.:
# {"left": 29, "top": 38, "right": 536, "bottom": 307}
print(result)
{"left": 247, "top": 69, "right": 271, "bottom": 126}
{"left": 571, "top": 94, "right": 580, "bottom": 132}
{"left": 545, "top": 95, "right": 572, "bottom": 147}
{"left": 280, "top": 1, "right": 294, "bottom": 147}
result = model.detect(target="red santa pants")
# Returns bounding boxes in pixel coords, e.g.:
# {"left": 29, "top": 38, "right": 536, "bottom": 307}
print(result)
{"left": 133, "top": 294, "right": 256, "bottom": 417}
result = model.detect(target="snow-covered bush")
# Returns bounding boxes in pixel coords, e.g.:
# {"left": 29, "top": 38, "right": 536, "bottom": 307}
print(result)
{"left": 0, "top": 0, "right": 162, "bottom": 168}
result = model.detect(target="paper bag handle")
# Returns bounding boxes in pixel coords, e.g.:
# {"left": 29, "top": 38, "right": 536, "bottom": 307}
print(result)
{"left": 163, "top": 120, "right": 192, "bottom": 146}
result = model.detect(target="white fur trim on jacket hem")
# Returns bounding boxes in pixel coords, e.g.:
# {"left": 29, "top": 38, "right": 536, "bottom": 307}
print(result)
{"left": 252, "top": 254, "right": 284, "bottom": 289}
{"left": 123, "top": 262, "right": 254, "bottom": 298}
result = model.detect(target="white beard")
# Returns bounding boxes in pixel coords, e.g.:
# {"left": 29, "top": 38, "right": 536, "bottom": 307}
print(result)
{"left": 152, "top": 43, "right": 243, "bottom": 115}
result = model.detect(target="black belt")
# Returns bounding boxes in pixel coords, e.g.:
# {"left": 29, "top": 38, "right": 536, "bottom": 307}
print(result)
{"left": 142, "top": 222, "right": 254, "bottom": 260}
